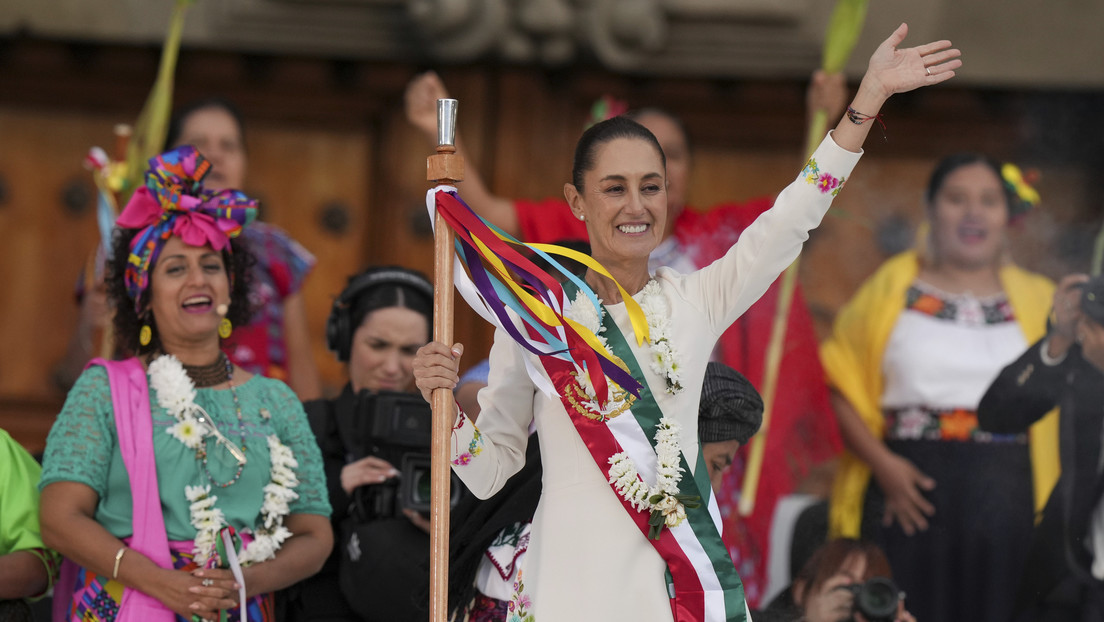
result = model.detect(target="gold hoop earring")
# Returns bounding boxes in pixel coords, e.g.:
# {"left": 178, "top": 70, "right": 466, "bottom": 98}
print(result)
{"left": 218, "top": 317, "right": 233, "bottom": 339}
{"left": 139, "top": 324, "right": 152, "bottom": 347}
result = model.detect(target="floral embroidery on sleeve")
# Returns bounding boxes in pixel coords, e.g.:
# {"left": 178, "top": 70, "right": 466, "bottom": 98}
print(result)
{"left": 451, "top": 413, "right": 485, "bottom": 466}
{"left": 801, "top": 158, "right": 847, "bottom": 196}
{"left": 507, "top": 568, "right": 535, "bottom": 622}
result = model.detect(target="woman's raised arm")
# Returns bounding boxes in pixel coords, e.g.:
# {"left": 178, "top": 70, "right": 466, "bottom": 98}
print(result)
{"left": 832, "top": 23, "right": 961, "bottom": 153}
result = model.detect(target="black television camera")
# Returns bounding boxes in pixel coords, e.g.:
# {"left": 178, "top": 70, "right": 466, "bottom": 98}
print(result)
{"left": 839, "top": 577, "right": 902, "bottom": 622}
{"left": 348, "top": 390, "right": 463, "bottom": 520}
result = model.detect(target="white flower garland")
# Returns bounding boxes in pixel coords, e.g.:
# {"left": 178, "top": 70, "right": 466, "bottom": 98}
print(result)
{"left": 638, "top": 280, "right": 684, "bottom": 395}
{"left": 150, "top": 354, "right": 299, "bottom": 566}
{"left": 608, "top": 419, "right": 689, "bottom": 535}
{"left": 565, "top": 282, "right": 692, "bottom": 536}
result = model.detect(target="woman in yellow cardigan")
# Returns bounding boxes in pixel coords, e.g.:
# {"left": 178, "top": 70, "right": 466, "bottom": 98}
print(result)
{"left": 820, "top": 153, "right": 1057, "bottom": 622}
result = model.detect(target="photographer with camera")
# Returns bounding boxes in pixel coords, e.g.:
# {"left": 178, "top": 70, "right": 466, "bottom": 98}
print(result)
{"left": 282, "top": 267, "right": 435, "bottom": 622}
{"left": 979, "top": 273, "right": 1104, "bottom": 621}
{"left": 757, "top": 538, "right": 914, "bottom": 622}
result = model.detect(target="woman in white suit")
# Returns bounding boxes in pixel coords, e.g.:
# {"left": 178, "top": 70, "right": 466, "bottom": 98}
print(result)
{"left": 415, "top": 24, "right": 959, "bottom": 622}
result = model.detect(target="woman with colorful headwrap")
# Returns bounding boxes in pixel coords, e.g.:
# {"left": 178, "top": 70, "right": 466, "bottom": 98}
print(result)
{"left": 38, "top": 146, "right": 332, "bottom": 622}
{"left": 822, "top": 153, "right": 1057, "bottom": 622}
{"left": 53, "top": 98, "right": 323, "bottom": 401}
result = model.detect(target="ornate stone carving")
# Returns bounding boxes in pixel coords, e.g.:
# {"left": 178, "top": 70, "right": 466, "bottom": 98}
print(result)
{"left": 6, "top": 0, "right": 1104, "bottom": 85}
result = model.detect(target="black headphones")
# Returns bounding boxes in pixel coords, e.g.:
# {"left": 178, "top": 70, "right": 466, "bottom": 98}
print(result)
{"left": 325, "top": 267, "right": 434, "bottom": 362}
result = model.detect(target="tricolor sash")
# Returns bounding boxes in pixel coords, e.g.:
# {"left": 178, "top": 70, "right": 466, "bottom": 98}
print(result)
{"left": 531, "top": 283, "right": 747, "bottom": 622}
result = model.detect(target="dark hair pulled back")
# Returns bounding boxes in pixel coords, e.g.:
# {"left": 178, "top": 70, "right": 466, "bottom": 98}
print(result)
{"left": 571, "top": 116, "right": 666, "bottom": 191}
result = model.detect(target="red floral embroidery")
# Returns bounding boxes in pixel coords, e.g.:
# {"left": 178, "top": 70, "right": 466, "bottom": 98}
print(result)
{"left": 939, "top": 409, "right": 977, "bottom": 441}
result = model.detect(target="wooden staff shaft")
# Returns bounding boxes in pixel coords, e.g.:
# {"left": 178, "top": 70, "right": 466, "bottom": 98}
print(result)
{"left": 430, "top": 215, "right": 455, "bottom": 622}
{"left": 427, "top": 98, "right": 464, "bottom": 622}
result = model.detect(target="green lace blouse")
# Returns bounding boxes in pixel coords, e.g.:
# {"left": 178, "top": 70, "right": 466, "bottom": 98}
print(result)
{"left": 40, "top": 365, "right": 330, "bottom": 541}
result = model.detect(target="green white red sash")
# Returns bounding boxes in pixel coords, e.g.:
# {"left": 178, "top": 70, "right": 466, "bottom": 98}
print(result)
{"left": 531, "top": 283, "right": 746, "bottom": 622}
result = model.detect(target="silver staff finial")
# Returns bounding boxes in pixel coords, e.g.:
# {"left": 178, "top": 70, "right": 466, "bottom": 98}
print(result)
{"left": 437, "top": 98, "right": 458, "bottom": 148}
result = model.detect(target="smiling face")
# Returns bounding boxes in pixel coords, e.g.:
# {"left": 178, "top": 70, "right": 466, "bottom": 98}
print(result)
{"left": 148, "top": 236, "right": 230, "bottom": 347}
{"left": 172, "top": 105, "right": 247, "bottom": 191}
{"left": 349, "top": 306, "right": 431, "bottom": 393}
{"left": 566, "top": 137, "right": 667, "bottom": 266}
{"left": 929, "top": 162, "right": 1010, "bottom": 271}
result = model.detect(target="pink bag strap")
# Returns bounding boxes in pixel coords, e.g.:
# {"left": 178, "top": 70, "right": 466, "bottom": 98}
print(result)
{"left": 90, "top": 357, "right": 175, "bottom": 622}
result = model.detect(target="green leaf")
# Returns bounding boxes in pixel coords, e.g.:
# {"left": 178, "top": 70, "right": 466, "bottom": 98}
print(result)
{"left": 822, "top": 0, "right": 870, "bottom": 73}
{"left": 122, "top": 0, "right": 194, "bottom": 201}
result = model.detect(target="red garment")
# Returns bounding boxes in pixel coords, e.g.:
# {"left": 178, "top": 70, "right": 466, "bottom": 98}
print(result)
{"left": 222, "top": 223, "right": 316, "bottom": 381}
{"left": 513, "top": 197, "right": 842, "bottom": 607}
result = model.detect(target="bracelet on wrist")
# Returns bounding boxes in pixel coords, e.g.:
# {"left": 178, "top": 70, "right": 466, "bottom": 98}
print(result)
{"left": 846, "top": 105, "right": 887, "bottom": 141}
{"left": 112, "top": 546, "right": 128, "bottom": 580}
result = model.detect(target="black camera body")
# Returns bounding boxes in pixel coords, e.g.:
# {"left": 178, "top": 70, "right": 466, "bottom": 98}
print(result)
{"left": 840, "top": 577, "right": 901, "bottom": 622}
{"left": 1079, "top": 277, "right": 1104, "bottom": 326}
{"left": 349, "top": 390, "right": 462, "bottom": 519}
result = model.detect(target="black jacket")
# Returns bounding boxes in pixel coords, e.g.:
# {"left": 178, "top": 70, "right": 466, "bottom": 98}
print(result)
{"left": 282, "top": 385, "right": 430, "bottom": 622}
{"left": 978, "top": 338, "right": 1104, "bottom": 613}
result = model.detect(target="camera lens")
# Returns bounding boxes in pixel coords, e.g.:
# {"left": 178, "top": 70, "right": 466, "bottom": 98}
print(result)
{"left": 855, "top": 577, "right": 900, "bottom": 619}
{"left": 413, "top": 467, "right": 431, "bottom": 504}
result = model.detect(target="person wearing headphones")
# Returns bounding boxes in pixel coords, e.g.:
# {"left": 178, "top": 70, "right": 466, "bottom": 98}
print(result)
{"left": 281, "top": 266, "right": 434, "bottom": 622}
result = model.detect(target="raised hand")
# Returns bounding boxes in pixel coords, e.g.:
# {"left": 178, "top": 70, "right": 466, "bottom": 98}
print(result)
{"left": 404, "top": 71, "right": 451, "bottom": 139}
{"left": 832, "top": 23, "right": 962, "bottom": 152}
{"left": 862, "top": 23, "right": 962, "bottom": 100}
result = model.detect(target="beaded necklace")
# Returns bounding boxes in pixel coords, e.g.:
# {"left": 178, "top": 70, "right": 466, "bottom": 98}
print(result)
{"left": 182, "top": 353, "right": 230, "bottom": 388}
{"left": 194, "top": 355, "right": 248, "bottom": 488}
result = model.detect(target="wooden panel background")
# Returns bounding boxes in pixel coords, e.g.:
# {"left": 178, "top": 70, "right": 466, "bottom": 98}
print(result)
{"left": 0, "top": 38, "right": 1100, "bottom": 453}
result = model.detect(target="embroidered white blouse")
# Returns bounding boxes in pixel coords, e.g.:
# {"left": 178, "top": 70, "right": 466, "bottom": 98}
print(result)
{"left": 450, "top": 133, "right": 861, "bottom": 621}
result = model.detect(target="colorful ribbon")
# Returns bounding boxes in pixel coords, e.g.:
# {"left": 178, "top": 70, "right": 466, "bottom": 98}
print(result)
{"left": 432, "top": 189, "right": 648, "bottom": 407}
{"left": 117, "top": 145, "right": 257, "bottom": 312}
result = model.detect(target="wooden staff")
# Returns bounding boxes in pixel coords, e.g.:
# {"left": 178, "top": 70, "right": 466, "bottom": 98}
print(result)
{"left": 428, "top": 98, "right": 464, "bottom": 622}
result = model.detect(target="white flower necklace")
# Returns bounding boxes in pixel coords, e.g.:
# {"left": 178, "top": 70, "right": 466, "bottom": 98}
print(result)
{"left": 149, "top": 354, "right": 299, "bottom": 566}
{"left": 565, "top": 280, "right": 695, "bottom": 538}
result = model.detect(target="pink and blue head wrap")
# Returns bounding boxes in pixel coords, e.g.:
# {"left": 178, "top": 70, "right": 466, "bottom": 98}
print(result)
{"left": 116, "top": 145, "right": 257, "bottom": 312}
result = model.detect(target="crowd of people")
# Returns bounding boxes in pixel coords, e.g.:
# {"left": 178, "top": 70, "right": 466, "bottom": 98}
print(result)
{"left": 3, "top": 17, "right": 1102, "bottom": 622}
